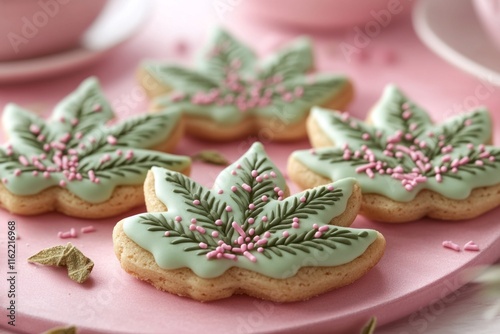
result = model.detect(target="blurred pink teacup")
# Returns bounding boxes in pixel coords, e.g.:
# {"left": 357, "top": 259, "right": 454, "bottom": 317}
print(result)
{"left": 0, "top": 0, "right": 107, "bottom": 61}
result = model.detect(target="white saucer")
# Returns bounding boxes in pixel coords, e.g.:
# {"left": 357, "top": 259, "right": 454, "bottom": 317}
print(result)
{"left": 0, "top": 0, "right": 150, "bottom": 84}
{"left": 413, "top": 0, "right": 500, "bottom": 86}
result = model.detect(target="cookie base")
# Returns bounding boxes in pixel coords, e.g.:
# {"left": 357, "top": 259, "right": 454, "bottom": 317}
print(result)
{"left": 113, "top": 222, "right": 385, "bottom": 303}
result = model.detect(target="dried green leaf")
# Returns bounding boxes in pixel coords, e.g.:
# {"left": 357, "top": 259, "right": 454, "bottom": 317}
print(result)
{"left": 28, "top": 243, "right": 94, "bottom": 283}
{"left": 360, "top": 316, "right": 377, "bottom": 334}
{"left": 192, "top": 150, "right": 229, "bottom": 166}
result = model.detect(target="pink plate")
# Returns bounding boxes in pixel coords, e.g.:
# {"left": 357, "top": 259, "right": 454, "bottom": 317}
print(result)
{"left": 1, "top": 0, "right": 500, "bottom": 332}
{"left": 1, "top": 137, "right": 500, "bottom": 334}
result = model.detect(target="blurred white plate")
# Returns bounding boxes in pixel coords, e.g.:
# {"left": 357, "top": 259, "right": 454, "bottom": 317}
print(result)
{"left": 413, "top": 0, "right": 500, "bottom": 86}
{"left": 0, "top": 0, "right": 150, "bottom": 84}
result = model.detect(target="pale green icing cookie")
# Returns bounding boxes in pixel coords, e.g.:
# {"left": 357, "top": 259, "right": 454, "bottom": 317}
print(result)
{"left": 0, "top": 77, "right": 190, "bottom": 203}
{"left": 123, "top": 142, "right": 378, "bottom": 279}
{"left": 142, "top": 29, "right": 350, "bottom": 125}
{"left": 292, "top": 85, "right": 500, "bottom": 202}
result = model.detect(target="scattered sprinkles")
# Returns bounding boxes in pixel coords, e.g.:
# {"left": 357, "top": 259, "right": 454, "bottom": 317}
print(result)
{"left": 442, "top": 240, "right": 461, "bottom": 252}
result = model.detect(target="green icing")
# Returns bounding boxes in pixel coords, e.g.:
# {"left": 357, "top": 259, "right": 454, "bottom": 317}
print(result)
{"left": 0, "top": 77, "right": 190, "bottom": 203}
{"left": 123, "top": 142, "right": 378, "bottom": 279}
{"left": 142, "top": 29, "right": 349, "bottom": 125}
{"left": 292, "top": 85, "right": 500, "bottom": 202}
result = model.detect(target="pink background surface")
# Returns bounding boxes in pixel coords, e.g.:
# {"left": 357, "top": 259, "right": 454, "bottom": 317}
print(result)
{"left": 1, "top": 1, "right": 500, "bottom": 333}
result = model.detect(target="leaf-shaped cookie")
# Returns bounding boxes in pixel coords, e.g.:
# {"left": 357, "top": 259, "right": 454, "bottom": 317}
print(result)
{"left": 114, "top": 142, "right": 385, "bottom": 302}
{"left": 140, "top": 29, "right": 352, "bottom": 141}
{"left": 289, "top": 84, "right": 500, "bottom": 222}
{"left": 0, "top": 77, "right": 191, "bottom": 218}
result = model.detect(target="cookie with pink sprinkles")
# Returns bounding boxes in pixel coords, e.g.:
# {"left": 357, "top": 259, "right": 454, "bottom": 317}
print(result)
{"left": 289, "top": 84, "right": 500, "bottom": 223}
{"left": 138, "top": 29, "right": 353, "bottom": 142}
{"left": 0, "top": 78, "right": 190, "bottom": 218}
{"left": 113, "top": 142, "right": 385, "bottom": 302}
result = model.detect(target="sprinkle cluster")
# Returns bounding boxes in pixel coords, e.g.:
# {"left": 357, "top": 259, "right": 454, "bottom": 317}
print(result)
{"left": 333, "top": 103, "right": 495, "bottom": 192}
{"left": 170, "top": 53, "right": 304, "bottom": 112}
{"left": 162, "top": 165, "right": 337, "bottom": 263}
{"left": 1, "top": 106, "right": 136, "bottom": 187}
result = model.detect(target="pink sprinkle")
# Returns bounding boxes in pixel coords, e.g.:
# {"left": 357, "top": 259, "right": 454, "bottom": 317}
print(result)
{"left": 193, "top": 199, "right": 200, "bottom": 205}
{"left": 404, "top": 184, "right": 413, "bottom": 191}
{"left": 43, "top": 171, "right": 50, "bottom": 179}
{"left": 231, "top": 170, "right": 237, "bottom": 176}
{"left": 75, "top": 132, "right": 83, "bottom": 140}
{"left": 92, "top": 104, "right": 102, "bottom": 112}
{"left": 261, "top": 216, "right": 268, "bottom": 222}
{"left": 292, "top": 222, "right": 299, "bottom": 228}
{"left": 215, "top": 219, "right": 223, "bottom": 226}
{"left": 327, "top": 185, "right": 334, "bottom": 191}
{"left": 70, "top": 118, "right": 79, "bottom": 126}
{"left": 231, "top": 186, "right": 237, "bottom": 192}
{"left": 196, "top": 226, "right": 206, "bottom": 234}
{"left": 257, "top": 247, "right": 264, "bottom": 253}
{"left": 282, "top": 231, "right": 289, "bottom": 237}
{"left": 212, "top": 231, "right": 219, "bottom": 238}
{"left": 32, "top": 171, "right": 38, "bottom": 176}
{"left": 464, "top": 119, "right": 473, "bottom": 126}
{"left": 2, "top": 178, "right": 7, "bottom": 184}
{"left": 319, "top": 226, "right": 329, "bottom": 232}
{"left": 59, "top": 180, "right": 67, "bottom": 187}
{"left": 13, "top": 169, "right": 21, "bottom": 177}
{"left": 189, "top": 224, "right": 196, "bottom": 231}
{"left": 58, "top": 231, "right": 72, "bottom": 239}
{"left": 463, "top": 241, "right": 480, "bottom": 252}
{"left": 242, "top": 183, "right": 252, "bottom": 192}
{"left": 190, "top": 218, "right": 197, "bottom": 224}
{"left": 261, "top": 195, "right": 268, "bottom": 202}
{"left": 199, "top": 242, "right": 208, "bottom": 249}
{"left": 19, "top": 156, "right": 29, "bottom": 166}
{"left": 107, "top": 135, "right": 118, "bottom": 145}
{"left": 218, "top": 189, "right": 224, "bottom": 194}
{"left": 225, "top": 206, "right": 232, "bottom": 212}
{"left": 264, "top": 231, "right": 271, "bottom": 238}
{"left": 248, "top": 203, "right": 255, "bottom": 210}
{"left": 248, "top": 218, "right": 255, "bottom": 224}
{"left": 81, "top": 226, "right": 96, "bottom": 233}
{"left": 282, "top": 92, "right": 293, "bottom": 102}
{"left": 402, "top": 110, "right": 412, "bottom": 119}
{"left": 442, "top": 240, "right": 460, "bottom": 252}
{"left": 362, "top": 133, "right": 370, "bottom": 140}
{"left": 270, "top": 171, "right": 277, "bottom": 178}
{"left": 475, "top": 160, "right": 484, "bottom": 166}
{"left": 164, "top": 231, "right": 170, "bottom": 237}
{"left": 292, "top": 217, "right": 299, "bottom": 222}
{"left": 175, "top": 216, "right": 182, "bottom": 222}
{"left": 232, "top": 221, "right": 246, "bottom": 237}
{"left": 29, "top": 124, "right": 40, "bottom": 134}
{"left": 314, "top": 232, "right": 323, "bottom": 238}
{"left": 244, "top": 251, "right": 257, "bottom": 262}
{"left": 251, "top": 170, "right": 258, "bottom": 177}
{"left": 313, "top": 224, "right": 319, "bottom": 229}
{"left": 300, "top": 196, "right": 306, "bottom": 203}
{"left": 255, "top": 176, "right": 263, "bottom": 182}
{"left": 125, "top": 150, "right": 134, "bottom": 160}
